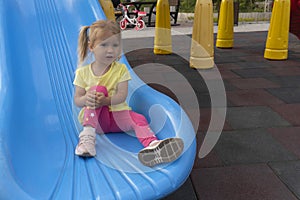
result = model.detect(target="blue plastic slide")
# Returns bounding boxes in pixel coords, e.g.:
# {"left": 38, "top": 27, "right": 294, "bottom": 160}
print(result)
{"left": 0, "top": 0, "right": 196, "bottom": 199}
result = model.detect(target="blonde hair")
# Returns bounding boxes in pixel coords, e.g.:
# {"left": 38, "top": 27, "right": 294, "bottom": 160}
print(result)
{"left": 77, "top": 20, "right": 121, "bottom": 64}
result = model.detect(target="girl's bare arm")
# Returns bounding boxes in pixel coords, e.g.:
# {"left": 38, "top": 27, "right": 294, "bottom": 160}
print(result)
{"left": 107, "top": 80, "right": 128, "bottom": 106}
{"left": 74, "top": 86, "right": 88, "bottom": 108}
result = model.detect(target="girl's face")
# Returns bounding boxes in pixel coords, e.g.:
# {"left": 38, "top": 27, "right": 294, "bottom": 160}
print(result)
{"left": 90, "top": 33, "right": 121, "bottom": 66}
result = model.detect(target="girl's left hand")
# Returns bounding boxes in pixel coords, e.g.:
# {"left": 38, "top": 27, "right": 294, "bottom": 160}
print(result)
{"left": 94, "top": 92, "right": 107, "bottom": 109}
{"left": 86, "top": 91, "right": 107, "bottom": 109}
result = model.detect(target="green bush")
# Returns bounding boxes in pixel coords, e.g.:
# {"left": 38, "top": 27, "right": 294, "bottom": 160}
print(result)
{"left": 180, "top": 0, "right": 196, "bottom": 12}
{"left": 179, "top": 0, "right": 267, "bottom": 13}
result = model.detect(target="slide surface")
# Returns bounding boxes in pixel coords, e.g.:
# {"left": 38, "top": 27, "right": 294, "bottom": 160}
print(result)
{"left": 0, "top": 0, "right": 196, "bottom": 199}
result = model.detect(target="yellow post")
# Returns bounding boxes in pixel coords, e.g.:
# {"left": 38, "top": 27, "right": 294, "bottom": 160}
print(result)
{"left": 190, "top": 0, "right": 214, "bottom": 69}
{"left": 99, "top": 0, "right": 116, "bottom": 21}
{"left": 216, "top": 0, "right": 234, "bottom": 48}
{"left": 264, "top": 0, "right": 291, "bottom": 60}
{"left": 154, "top": 0, "right": 172, "bottom": 54}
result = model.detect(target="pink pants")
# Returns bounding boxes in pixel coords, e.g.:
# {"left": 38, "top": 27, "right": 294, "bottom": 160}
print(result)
{"left": 83, "top": 86, "right": 158, "bottom": 147}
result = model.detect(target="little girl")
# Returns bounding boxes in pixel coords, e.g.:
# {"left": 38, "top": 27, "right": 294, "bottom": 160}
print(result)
{"left": 73, "top": 20, "right": 183, "bottom": 167}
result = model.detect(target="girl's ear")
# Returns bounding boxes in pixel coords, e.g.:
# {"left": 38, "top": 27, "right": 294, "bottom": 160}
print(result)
{"left": 88, "top": 41, "right": 93, "bottom": 52}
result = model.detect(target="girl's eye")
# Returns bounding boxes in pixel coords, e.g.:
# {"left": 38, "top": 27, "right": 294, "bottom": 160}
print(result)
{"left": 113, "top": 44, "right": 119, "bottom": 47}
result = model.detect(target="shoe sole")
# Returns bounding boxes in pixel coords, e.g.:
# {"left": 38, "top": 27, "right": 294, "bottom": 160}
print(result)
{"left": 75, "top": 151, "right": 95, "bottom": 157}
{"left": 138, "top": 138, "right": 184, "bottom": 167}
{"left": 75, "top": 147, "right": 96, "bottom": 157}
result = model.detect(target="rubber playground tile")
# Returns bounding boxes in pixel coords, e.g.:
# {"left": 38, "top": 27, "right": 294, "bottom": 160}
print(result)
{"left": 235, "top": 31, "right": 268, "bottom": 42}
{"left": 267, "top": 58, "right": 300, "bottom": 67}
{"left": 193, "top": 129, "right": 226, "bottom": 169}
{"left": 196, "top": 68, "right": 229, "bottom": 80}
{"left": 150, "top": 79, "right": 196, "bottom": 97}
{"left": 266, "top": 76, "right": 300, "bottom": 88}
{"left": 214, "top": 53, "right": 245, "bottom": 64}
{"left": 200, "top": 79, "right": 229, "bottom": 93}
{"left": 266, "top": 66, "right": 300, "bottom": 76}
{"left": 231, "top": 68, "right": 275, "bottom": 78}
{"left": 197, "top": 108, "right": 215, "bottom": 131}
{"left": 193, "top": 149, "right": 224, "bottom": 169}
{"left": 215, "top": 48, "right": 249, "bottom": 58}
{"left": 173, "top": 91, "right": 213, "bottom": 109}
{"left": 268, "top": 127, "right": 300, "bottom": 159}
{"left": 233, "top": 60, "right": 272, "bottom": 69}
{"left": 227, "top": 89, "right": 285, "bottom": 106}
{"left": 163, "top": 177, "right": 198, "bottom": 200}
{"left": 267, "top": 87, "right": 300, "bottom": 104}
{"left": 228, "top": 78, "right": 280, "bottom": 90}
{"left": 226, "top": 106, "right": 290, "bottom": 130}
{"left": 216, "top": 62, "right": 241, "bottom": 70}
{"left": 222, "top": 80, "right": 239, "bottom": 91}
{"left": 148, "top": 83, "right": 179, "bottom": 103}
{"left": 197, "top": 108, "right": 232, "bottom": 132}
{"left": 161, "top": 74, "right": 207, "bottom": 95}
{"left": 214, "top": 129, "right": 297, "bottom": 165}
{"left": 219, "top": 69, "right": 241, "bottom": 79}
{"left": 195, "top": 92, "right": 212, "bottom": 108}
{"left": 181, "top": 71, "right": 208, "bottom": 83}
{"left": 268, "top": 161, "right": 300, "bottom": 199}
{"left": 270, "top": 104, "right": 300, "bottom": 126}
{"left": 188, "top": 76, "right": 234, "bottom": 93}
{"left": 190, "top": 164, "right": 298, "bottom": 200}
{"left": 289, "top": 38, "right": 300, "bottom": 52}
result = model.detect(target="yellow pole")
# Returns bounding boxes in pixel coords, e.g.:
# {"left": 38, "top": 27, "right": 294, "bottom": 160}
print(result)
{"left": 216, "top": 0, "right": 234, "bottom": 48}
{"left": 99, "top": 0, "right": 116, "bottom": 21}
{"left": 190, "top": 0, "right": 214, "bottom": 69}
{"left": 264, "top": 0, "right": 291, "bottom": 60}
{"left": 154, "top": 0, "right": 172, "bottom": 54}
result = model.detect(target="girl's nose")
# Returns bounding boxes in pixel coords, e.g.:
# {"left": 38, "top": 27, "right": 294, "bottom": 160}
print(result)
{"left": 107, "top": 46, "right": 114, "bottom": 52}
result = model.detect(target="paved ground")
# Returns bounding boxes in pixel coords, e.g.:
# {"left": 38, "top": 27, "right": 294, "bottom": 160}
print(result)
{"left": 123, "top": 23, "right": 300, "bottom": 200}
{"left": 121, "top": 21, "right": 270, "bottom": 38}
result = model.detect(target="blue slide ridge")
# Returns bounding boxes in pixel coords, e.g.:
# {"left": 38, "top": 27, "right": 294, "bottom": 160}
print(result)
{"left": 0, "top": 0, "right": 196, "bottom": 199}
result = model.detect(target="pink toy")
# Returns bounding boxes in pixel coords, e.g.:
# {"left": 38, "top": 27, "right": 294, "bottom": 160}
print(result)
{"left": 118, "top": 4, "right": 146, "bottom": 30}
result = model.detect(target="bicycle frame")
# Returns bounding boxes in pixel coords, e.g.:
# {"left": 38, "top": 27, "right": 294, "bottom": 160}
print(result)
{"left": 118, "top": 4, "right": 146, "bottom": 30}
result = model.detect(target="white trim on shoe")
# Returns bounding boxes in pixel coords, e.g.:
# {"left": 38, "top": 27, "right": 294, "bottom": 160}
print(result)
{"left": 138, "top": 138, "right": 184, "bottom": 167}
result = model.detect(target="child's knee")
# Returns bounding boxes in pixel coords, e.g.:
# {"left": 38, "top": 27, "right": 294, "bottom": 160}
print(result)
{"left": 89, "top": 85, "right": 108, "bottom": 96}
{"left": 130, "top": 112, "right": 149, "bottom": 126}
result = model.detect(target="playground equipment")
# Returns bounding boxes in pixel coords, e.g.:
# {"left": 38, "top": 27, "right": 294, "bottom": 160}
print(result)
{"left": 154, "top": 0, "right": 172, "bottom": 54}
{"left": 119, "top": 4, "right": 147, "bottom": 30}
{"left": 216, "top": 0, "right": 234, "bottom": 48}
{"left": 215, "top": 0, "right": 299, "bottom": 60}
{"left": 99, "top": 0, "right": 116, "bottom": 21}
{"left": 0, "top": 0, "right": 196, "bottom": 199}
{"left": 264, "top": 0, "right": 291, "bottom": 60}
{"left": 190, "top": 0, "right": 215, "bottom": 69}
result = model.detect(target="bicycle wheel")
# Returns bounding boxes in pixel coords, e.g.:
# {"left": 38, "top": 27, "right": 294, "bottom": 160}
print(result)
{"left": 135, "top": 20, "right": 145, "bottom": 31}
{"left": 120, "top": 19, "right": 127, "bottom": 30}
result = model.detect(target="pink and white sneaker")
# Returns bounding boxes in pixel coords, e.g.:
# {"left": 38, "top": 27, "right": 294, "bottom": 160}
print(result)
{"left": 138, "top": 138, "right": 184, "bottom": 167}
{"left": 75, "top": 131, "right": 96, "bottom": 157}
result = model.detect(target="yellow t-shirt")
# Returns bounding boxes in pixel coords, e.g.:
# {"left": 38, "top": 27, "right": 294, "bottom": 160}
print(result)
{"left": 73, "top": 61, "right": 131, "bottom": 122}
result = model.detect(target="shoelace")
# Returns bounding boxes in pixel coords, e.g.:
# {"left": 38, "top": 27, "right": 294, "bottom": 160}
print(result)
{"left": 79, "top": 135, "right": 95, "bottom": 145}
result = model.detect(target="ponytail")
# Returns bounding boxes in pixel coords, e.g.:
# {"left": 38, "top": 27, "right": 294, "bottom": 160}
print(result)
{"left": 77, "top": 25, "right": 90, "bottom": 64}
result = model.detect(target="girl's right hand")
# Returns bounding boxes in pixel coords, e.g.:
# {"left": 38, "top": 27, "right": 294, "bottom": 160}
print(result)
{"left": 85, "top": 90, "right": 106, "bottom": 109}
{"left": 85, "top": 90, "right": 97, "bottom": 109}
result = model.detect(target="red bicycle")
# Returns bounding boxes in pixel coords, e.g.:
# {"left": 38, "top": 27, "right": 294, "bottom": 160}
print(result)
{"left": 118, "top": 4, "right": 146, "bottom": 30}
